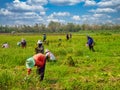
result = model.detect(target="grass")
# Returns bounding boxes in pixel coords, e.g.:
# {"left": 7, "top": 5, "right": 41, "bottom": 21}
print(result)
{"left": 0, "top": 32, "right": 120, "bottom": 90}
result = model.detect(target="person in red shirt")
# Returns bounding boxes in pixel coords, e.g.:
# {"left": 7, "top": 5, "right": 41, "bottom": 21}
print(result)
{"left": 26, "top": 53, "right": 46, "bottom": 81}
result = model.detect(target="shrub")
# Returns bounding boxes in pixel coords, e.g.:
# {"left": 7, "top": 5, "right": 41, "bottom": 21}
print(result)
{"left": 64, "top": 55, "right": 75, "bottom": 66}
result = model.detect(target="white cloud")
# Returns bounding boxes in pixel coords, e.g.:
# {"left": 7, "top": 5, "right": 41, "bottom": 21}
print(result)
{"left": 90, "top": 8, "right": 116, "bottom": 13}
{"left": 80, "top": 13, "right": 113, "bottom": 24}
{"left": 0, "top": 0, "right": 47, "bottom": 25}
{"left": 105, "top": 20, "right": 112, "bottom": 23}
{"left": 13, "top": 0, "right": 20, "bottom": 3}
{"left": 49, "top": 0, "right": 83, "bottom": 6}
{"left": 48, "top": 12, "right": 70, "bottom": 19}
{"left": 10, "top": 12, "right": 44, "bottom": 25}
{"left": 0, "top": 0, "right": 46, "bottom": 25}
{"left": 93, "top": 13, "right": 103, "bottom": 17}
{"left": 40, "top": 11, "right": 46, "bottom": 15}
{"left": 97, "top": 0, "right": 120, "bottom": 7}
{"left": 9, "top": 1, "right": 45, "bottom": 12}
{"left": 24, "top": 12, "right": 38, "bottom": 16}
{"left": 0, "top": 8, "right": 13, "bottom": 15}
{"left": 84, "top": 0, "right": 96, "bottom": 6}
{"left": 81, "top": 15, "right": 96, "bottom": 24}
{"left": 93, "top": 13, "right": 111, "bottom": 18}
{"left": 98, "top": 1, "right": 113, "bottom": 7}
{"left": 53, "top": 12, "right": 70, "bottom": 16}
{"left": 27, "top": 0, "right": 48, "bottom": 5}
{"left": 0, "top": 0, "right": 120, "bottom": 25}
{"left": 47, "top": 18, "right": 65, "bottom": 23}
{"left": 47, "top": 12, "right": 69, "bottom": 24}
{"left": 72, "top": 15, "right": 80, "bottom": 21}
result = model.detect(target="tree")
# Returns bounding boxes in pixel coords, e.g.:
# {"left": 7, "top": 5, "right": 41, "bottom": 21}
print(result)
{"left": 48, "top": 21, "right": 61, "bottom": 32}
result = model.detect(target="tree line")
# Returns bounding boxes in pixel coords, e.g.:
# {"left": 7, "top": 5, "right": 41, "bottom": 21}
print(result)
{"left": 0, "top": 21, "right": 120, "bottom": 33}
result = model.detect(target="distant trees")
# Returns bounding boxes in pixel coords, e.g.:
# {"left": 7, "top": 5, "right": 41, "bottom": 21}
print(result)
{"left": 0, "top": 22, "right": 120, "bottom": 33}
{"left": 0, "top": 25, "right": 13, "bottom": 33}
{"left": 48, "top": 21, "right": 62, "bottom": 32}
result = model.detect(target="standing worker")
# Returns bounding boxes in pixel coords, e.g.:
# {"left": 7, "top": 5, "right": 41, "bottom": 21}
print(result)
{"left": 43, "top": 33, "right": 47, "bottom": 42}
{"left": 26, "top": 53, "right": 46, "bottom": 81}
{"left": 70, "top": 33, "right": 72, "bottom": 39}
{"left": 35, "top": 40, "right": 44, "bottom": 54}
{"left": 66, "top": 33, "right": 69, "bottom": 40}
{"left": 86, "top": 36, "right": 95, "bottom": 52}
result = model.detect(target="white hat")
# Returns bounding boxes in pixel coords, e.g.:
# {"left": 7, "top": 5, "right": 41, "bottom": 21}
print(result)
{"left": 45, "top": 49, "right": 49, "bottom": 53}
{"left": 37, "top": 40, "right": 42, "bottom": 44}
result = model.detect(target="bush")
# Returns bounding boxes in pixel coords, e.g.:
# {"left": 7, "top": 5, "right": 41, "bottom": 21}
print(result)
{"left": 64, "top": 55, "right": 75, "bottom": 66}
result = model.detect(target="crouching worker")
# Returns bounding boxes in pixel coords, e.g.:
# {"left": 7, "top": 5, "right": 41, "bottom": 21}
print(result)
{"left": 2, "top": 42, "right": 9, "bottom": 48}
{"left": 45, "top": 49, "right": 56, "bottom": 61}
{"left": 26, "top": 53, "right": 46, "bottom": 81}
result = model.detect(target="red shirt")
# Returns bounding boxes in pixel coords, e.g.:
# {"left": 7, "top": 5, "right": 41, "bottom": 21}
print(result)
{"left": 33, "top": 53, "right": 46, "bottom": 67}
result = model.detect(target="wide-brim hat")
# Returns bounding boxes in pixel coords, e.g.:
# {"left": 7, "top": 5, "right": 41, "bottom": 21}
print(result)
{"left": 26, "top": 57, "right": 35, "bottom": 69}
{"left": 37, "top": 40, "right": 42, "bottom": 44}
{"left": 45, "top": 49, "right": 49, "bottom": 53}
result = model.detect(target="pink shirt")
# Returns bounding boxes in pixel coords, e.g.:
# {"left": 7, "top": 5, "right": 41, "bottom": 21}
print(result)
{"left": 33, "top": 53, "right": 46, "bottom": 67}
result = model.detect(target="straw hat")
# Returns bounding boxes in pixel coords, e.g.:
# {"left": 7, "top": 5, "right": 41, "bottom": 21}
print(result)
{"left": 45, "top": 49, "right": 50, "bottom": 53}
{"left": 37, "top": 40, "right": 42, "bottom": 44}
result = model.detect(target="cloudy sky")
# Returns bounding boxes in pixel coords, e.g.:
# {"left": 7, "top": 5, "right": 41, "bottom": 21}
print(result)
{"left": 0, "top": 0, "right": 120, "bottom": 25}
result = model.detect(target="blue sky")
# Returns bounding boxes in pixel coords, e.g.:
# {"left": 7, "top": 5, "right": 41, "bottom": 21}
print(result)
{"left": 0, "top": 0, "right": 120, "bottom": 25}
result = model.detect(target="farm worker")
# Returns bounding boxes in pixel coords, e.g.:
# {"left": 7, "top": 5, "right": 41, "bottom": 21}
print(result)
{"left": 35, "top": 40, "right": 44, "bottom": 54}
{"left": 17, "top": 41, "right": 21, "bottom": 47}
{"left": 43, "top": 33, "right": 47, "bottom": 42}
{"left": 66, "top": 33, "right": 69, "bottom": 40}
{"left": 21, "top": 38, "right": 27, "bottom": 48}
{"left": 86, "top": 36, "right": 95, "bottom": 52}
{"left": 26, "top": 53, "right": 46, "bottom": 81}
{"left": 2, "top": 42, "right": 9, "bottom": 48}
{"left": 45, "top": 49, "right": 56, "bottom": 61}
{"left": 70, "top": 33, "right": 72, "bottom": 39}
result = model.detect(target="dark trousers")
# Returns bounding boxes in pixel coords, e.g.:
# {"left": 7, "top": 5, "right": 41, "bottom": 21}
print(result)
{"left": 89, "top": 45, "right": 95, "bottom": 52}
{"left": 37, "top": 63, "right": 46, "bottom": 81}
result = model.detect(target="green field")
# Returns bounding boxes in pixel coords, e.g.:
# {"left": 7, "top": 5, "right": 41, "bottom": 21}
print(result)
{"left": 0, "top": 32, "right": 120, "bottom": 90}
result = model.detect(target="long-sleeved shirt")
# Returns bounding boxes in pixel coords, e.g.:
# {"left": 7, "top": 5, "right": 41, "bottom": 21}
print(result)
{"left": 33, "top": 53, "right": 46, "bottom": 67}
{"left": 27, "top": 53, "right": 46, "bottom": 75}
{"left": 46, "top": 52, "right": 56, "bottom": 61}
{"left": 87, "top": 37, "right": 94, "bottom": 45}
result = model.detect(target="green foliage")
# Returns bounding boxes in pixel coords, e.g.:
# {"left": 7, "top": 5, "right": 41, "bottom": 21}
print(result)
{"left": 100, "top": 32, "right": 112, "bottom": 35}
{"left": 0, "top": 32, "right": 120, "bottom": 89}
{"left": 0, "top": 23, "right": 120, "bottom": 33}
{"left": 64, "top": 55, "right": 75, "bottom": 66}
